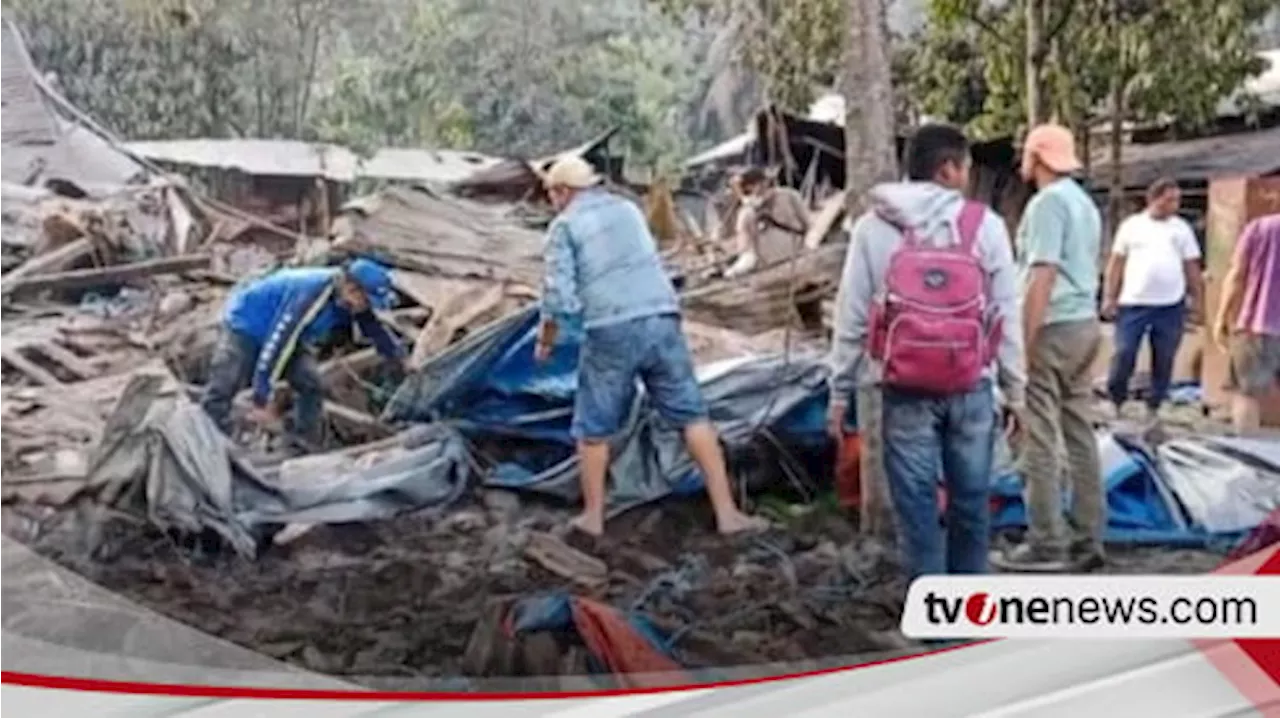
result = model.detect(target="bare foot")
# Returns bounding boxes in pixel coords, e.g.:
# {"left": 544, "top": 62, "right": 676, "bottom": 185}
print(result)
{"left": 568, "top": 512, "right": 604, "bottom": 537}
{"left": 715, "top": 512, "right": 772, "bottom": 536}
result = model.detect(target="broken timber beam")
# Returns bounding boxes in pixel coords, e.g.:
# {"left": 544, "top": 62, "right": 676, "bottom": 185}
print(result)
{"left": 1, "top": 347, "right": 63, "bottom": 386}
{"left": 1, "top": 255, "right": 212, "bottom": 297}
{"left": 0, "top": 237, "right": 96, "bottom": 294}
{"left": 523, "top": 531, "right": 607, "bottom": 588}
{"left": 29, "top": 341, "right": 97, "bottom": 381}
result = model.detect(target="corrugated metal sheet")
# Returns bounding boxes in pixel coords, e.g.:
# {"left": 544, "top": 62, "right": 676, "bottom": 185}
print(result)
{"left": 1091, "top": 125, "right": 1280, "bottom": 189}
{"left": 121, "top": 141, "right": 505, "bottom": 185}
{"left": 339, "top": 186, "right": 545, "bottom": 287}
{"left": 360, "top": 148, "right": 503, "bottom": 184}
{"left": 1, "top": 18, "right": 59, "bottom": 148}
{"left": 1, "top": 19, "right": 145, "bottom": 188}
{"left": 123, "top": 139, "right": 361, "bottom": 182}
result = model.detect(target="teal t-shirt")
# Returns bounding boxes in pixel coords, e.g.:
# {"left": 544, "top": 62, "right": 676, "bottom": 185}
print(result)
{"left": 1016, "top": 177, "right": 1101, "bottom": 325}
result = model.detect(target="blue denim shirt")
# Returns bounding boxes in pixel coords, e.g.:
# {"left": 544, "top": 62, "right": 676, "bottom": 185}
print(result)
{"left": 540, "top": 188, "right": 680, "bottom": 330}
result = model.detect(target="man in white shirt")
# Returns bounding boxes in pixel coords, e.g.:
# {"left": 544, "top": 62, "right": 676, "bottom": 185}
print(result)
{"left": 1101, "top": 177, "right": 1204, "bottom": 423}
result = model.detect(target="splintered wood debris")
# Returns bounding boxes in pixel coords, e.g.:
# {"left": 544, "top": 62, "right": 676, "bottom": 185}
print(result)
{"left": 1, "top": 177, "right": 831, "bottom": 508}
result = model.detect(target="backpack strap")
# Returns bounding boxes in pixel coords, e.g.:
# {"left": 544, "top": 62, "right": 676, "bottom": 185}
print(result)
{"left": 956, "top": 200, "right": 986, "bottom": 253}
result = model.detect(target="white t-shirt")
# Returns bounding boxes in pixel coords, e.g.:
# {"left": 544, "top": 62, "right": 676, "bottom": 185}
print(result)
{"left": 1113, "top": 211, "right": 1201, "bottom": 306}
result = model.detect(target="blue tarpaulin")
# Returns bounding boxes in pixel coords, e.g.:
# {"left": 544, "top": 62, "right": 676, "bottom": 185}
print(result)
{"left": 506, "top": 592, "right": 688, "bottom": 687}
{"left": 382, "top": 307, "right": 1279, "bottom": 544}
{"left": 385, "top": 306, "right": 829, "bottom": 516}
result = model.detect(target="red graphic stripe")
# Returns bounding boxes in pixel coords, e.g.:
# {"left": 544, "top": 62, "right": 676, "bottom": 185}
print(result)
{"left": 1, "top": 641, "right": 986, "bottom": 700}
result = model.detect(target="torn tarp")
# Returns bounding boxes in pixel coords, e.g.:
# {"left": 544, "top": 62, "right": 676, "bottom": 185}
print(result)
{"left": 84, "top": 373, "right": 472, "bottom": 557}
{"left": 383, "top": 306, "right": 831, "bottom": 517}
{"left": 506, "top": 592, "right": 688, "bottom": 689}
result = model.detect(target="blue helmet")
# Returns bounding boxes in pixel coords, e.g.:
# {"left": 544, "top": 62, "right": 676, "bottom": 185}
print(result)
{"left": 344, "top": 257, "right": 396, "bottom": 311}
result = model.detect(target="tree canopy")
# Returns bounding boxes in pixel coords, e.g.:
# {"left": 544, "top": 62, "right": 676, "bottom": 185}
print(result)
{"left": 9, "top": 0, "right": 714, "bottom": 172}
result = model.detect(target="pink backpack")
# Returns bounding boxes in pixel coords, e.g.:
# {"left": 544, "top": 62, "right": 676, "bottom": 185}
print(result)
{"left": 867, "top": 200, "right": 1003, "bottom": 395}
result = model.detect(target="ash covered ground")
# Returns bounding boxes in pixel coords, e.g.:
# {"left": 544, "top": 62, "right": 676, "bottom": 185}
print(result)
{"left": 2, "top": 489, "right": 1227, "bottom": 688}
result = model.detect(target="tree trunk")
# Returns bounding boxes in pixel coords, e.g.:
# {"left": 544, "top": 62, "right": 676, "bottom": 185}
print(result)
{"left": 843, "top": 0, "right": 898, "bottom": 540}
{"left": 1105, "top": 0, "right": 1125, "bottom": 253}
{"left": 1025, "top": 0, "right": 1048, "bottom": 127}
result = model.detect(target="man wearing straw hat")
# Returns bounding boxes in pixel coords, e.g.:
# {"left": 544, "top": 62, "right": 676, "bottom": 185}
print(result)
{"left": 535, "top": 156, "right": 769, "bottom": 538}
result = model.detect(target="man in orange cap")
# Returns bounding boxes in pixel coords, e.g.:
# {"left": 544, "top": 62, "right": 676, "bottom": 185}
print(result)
{"left": 991, "top": 125, "right": 1106, "bottom": 573}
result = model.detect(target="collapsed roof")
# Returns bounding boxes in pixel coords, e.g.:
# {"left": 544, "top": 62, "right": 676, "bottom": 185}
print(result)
{"left": 0, "top": 18, "right": 146, "bottom": 192}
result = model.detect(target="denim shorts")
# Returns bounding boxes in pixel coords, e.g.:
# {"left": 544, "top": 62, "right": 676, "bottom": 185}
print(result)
{"left": 572, "top": 313, "right": 709, "bottom": 440}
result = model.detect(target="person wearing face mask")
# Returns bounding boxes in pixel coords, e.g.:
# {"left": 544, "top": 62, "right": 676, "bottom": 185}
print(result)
{"left": 535, "top": 156, "right": 769, "bottom": 538}
{"left": 1101, "top": 177, "right": 1204, "bottom": 426}
{"left": 200, "top": 257, "right": 408, "bottom": 451}
{"left": 724, "top": 167, "right": 810, "bottom": 279}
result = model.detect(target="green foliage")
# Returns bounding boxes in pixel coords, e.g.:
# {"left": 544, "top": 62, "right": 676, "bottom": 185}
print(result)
{"left": 904, "top": 0, "right": 1272, "bottom": 138}
{"left": 653, "top": 0, "right": 846, "bottom": 112}
{"left": 9, "top": 0, "right": 708, "bottom": 172}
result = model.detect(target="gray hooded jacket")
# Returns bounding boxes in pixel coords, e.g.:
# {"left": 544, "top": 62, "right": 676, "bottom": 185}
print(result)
{"left": 828, "top": 182, "right": 1027, "bottom": 407}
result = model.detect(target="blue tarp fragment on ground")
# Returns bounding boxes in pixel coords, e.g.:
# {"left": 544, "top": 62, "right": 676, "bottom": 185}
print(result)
{"left": 383, "top": 306, "right": 1279, "bottom": 544}
{"left": 506, "top": 592, "right": 688, "bottom": 686}
{"left": 385, "top": 306, "right": 829, "bottom": 517}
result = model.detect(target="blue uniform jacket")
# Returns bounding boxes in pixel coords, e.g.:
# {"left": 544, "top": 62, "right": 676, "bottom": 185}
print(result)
{"left": 223, "top": 267, "right": 404, "bottom": 407}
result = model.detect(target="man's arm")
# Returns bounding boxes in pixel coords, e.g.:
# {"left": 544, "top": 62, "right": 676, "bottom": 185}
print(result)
{"left": 1102, "top": 220, "right": 1129, "bottom": 318}
{"left": 252, "top": 284, "right": 331, "bottom": 408}
{"left": 1177, "top": 220, "right": 1205, "bottom": 323}
{"left": 354, "top": 311, "right": 406, "bottom": 360}
{"left": 982, "top": 213, "right": 1027, "bottom": 409}
{"left": 537, "top": 221, "right": 581, "bottom": 352}
{"left": 1212, "top": 221, "right": 1255, "bottom": 348}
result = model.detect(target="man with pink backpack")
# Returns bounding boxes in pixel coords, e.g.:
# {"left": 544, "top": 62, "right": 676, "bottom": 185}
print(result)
{"left": 829, "top": 124, "right": 1026, "bottom": 581}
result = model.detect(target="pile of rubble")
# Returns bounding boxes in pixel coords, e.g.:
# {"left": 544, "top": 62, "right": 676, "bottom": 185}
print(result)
{"left": 4, "top": 489, "right": 912, "bottom": 687}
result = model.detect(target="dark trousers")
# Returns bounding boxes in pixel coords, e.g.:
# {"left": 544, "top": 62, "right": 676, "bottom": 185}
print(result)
{"left": 1106, "top": 302, "right": 1186, "bottom": 410}
{"left": 199, "top": 329, "right": 324, "bottom": 445}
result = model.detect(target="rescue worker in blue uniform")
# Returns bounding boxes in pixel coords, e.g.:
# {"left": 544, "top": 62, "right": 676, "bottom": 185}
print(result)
{"left": 200, "top": 257, "right": 406, "bottom": 449}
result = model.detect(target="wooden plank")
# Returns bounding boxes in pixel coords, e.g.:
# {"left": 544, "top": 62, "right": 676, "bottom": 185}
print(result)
{"left": 522, "top": 531, "right": 607, "bottom": 588}
{"left": 2, "top": 255, "right": 212, "bottom": 297}
{"left": 30, "top": 341, "right": 97, "bottom": 381}
{"left": 0, "top": 237, "right": 95, "bottom": 293}
{"left": 1, "top": 347, "right": 62, "bottom": 386}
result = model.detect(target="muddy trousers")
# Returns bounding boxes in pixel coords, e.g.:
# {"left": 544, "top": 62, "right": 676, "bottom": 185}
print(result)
{"left": 1023, "top": 319, "right": 1105, "bottom": 554}
{"left": 199, "top": 328, "right": 324, "bottom": 446}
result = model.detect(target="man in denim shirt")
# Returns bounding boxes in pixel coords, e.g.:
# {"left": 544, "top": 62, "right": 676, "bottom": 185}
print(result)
{"left": 536, "top": 156, "right": 767, "bottom": 537}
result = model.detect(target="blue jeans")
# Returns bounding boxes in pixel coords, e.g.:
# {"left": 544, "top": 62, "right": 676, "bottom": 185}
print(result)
{"left": 881, "top": 381, "right": 996, "bottom": 580}
{"left": 199, "top": 328, "right": 324, "bottom": 445}
{"left": 1107, "top": 303, "right": 1185, "bottom": 409}
{"left": 572, "top": 313, "right": 708, "bottom": 440}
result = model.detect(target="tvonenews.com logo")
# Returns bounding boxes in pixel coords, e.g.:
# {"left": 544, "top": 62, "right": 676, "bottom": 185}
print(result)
{"left": 923, "top": 591, "right": 1258, "bottom": 627}
{"left": 900, "top": 576, "right": 1280, "bottom": 639}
